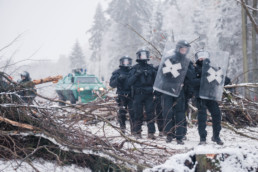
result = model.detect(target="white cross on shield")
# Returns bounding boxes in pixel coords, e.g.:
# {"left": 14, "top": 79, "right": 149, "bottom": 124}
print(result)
{"left": 207, "top": 67, "right": 223, "bottom": 84}
{"left": 162, "top": 59, "right": 182, "bottom": 78}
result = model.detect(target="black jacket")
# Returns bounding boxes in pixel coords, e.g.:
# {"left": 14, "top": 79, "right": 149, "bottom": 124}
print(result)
{"left": 128, "top": 62, "right": 156, "bottom": 92}
{"left": 109, "top": 66, "right": 131, "bottom": 95}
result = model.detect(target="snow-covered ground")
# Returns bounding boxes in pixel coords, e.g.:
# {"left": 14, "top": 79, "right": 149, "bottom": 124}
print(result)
{"left": 85, "top": 121, "right": 258, "bottom": 172}
{"left": 1, "top": 119, "right": 257, "bottom": 172}
{"left": 85, "top": 120, "right": 258, "bottom": 151}
{"left": 0, "top": 160, "right": 91, "bottom": 172}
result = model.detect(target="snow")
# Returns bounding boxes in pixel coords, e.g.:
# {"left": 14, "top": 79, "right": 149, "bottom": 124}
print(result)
{"left": 1, "top": 107, "right": 258, "bottom": 172}
{"left": 144, "top": 144, "right": 258, "bottom": 172}
{"left": 142, "top": 125, "right": 258, "bottom": 172}
{"left": 82, "top": 120, "right": 258, "bottom": 172}
{"left": 0, "top": 160, "right": 91, "bottom": 172}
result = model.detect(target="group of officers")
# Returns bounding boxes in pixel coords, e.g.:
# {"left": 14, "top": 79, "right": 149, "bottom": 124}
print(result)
{"left": 110, "top": 40, "right": 229, "bottom": 145}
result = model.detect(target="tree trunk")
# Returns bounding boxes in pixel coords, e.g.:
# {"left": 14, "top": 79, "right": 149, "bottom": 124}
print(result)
{"left": 195, "top": 154, "right": 221, "bottom": 172}
{"left": 241, "top": 0, "right": 249, "bottom": 98}
{"left": 252, "top": 0, "right": 258, "bottom": 101}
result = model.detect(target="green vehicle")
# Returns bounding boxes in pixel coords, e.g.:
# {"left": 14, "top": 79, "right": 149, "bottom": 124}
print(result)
{"left": 55, "top": 69, "right": 106, "bottom": 105}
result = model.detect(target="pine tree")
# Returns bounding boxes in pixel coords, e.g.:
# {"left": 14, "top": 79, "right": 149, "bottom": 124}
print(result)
{"left": 102, "top": 0, "right": 154, "bottom": 74}
{"left": 149, "top": 0, "right": 166, "bottom": 59}
{"left": 88, "top": 3, "right": 106, "bottom": 77}
{"left": 88, "top": 3, "right": 106, "bottom": 62}
{"left": 69, "top": 41, "right": 86, "bottom": 70}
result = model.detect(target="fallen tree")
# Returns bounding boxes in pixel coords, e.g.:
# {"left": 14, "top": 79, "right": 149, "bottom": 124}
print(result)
{"left": 1, "top": 71, "right": 258, "bottom": 171}
{"left": 0, "top": 72, "right": 179, "bottom": 171}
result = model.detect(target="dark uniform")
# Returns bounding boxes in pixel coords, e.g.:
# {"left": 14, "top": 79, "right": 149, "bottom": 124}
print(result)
{"left": 182, "top": 66, "right": 195, "bottom": 138}
{"left": 17, "top": 71, "right": 36, "bottom": 104}
{"left": 109, "top": 56, "right": 134, "bottom": 134}
{"left": 154, "top": 90, "right": 164, "bottom": 136}
{"left": 128, "top": 49, "right": 156, "bottom": 139}
{"left": 153, "top": 66, "right": 164, "bottom": 136}
{"left": 161, "top": 40, "right": 194, "bottom": 145}
{"left": 165, "top": 78, "right": 193, "bottom": 140}
{"left": 192, "top": 51, "right": 224, "bottom": 145}
{"left": 0, "top": 76, "right": 9, "bottom": 92}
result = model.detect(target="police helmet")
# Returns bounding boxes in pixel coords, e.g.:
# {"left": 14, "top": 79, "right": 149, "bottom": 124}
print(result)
{"left": 195, "top": 50, "right": 210, "bottom": 61}
{"left": 175, "top": 40, "right": 191, "bottom": 54}
{"left": 20, "top": 71, "right": 31, "bottom": 81}
{"left": 136, "top": 49, "right": 150, "bottom": 61}
{"left": 119, "top": 56, "right": 132, "bottom": 67}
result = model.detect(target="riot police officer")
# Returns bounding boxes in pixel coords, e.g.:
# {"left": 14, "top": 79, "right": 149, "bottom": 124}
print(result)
{"left": 17, "top": 71, "right": 36, "bottom": 104}
{"left": 109, "top": 56, "right": 134, "bottom": 134}
{"left": 193, "top": 50, "right": 224, "bottom": 145}
{"left": 0, "top": 74, "right": 9, "bottom": 92}
{"left": 160, "top": 40, "right": 194, "bottom": 145}
{"left": 128, "top": 49, "right": 156, "bottom": 139}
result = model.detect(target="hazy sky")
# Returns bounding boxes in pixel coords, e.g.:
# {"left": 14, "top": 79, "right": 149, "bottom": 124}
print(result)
{"left": 0, "top": 0, "right": 108, "bottom": 63}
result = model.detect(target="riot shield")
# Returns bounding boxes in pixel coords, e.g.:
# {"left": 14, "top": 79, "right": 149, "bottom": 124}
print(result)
{"left": 153, "top": 41, "right": 190, "bottom": 97}
{"left": 199, "top": 51, "right": 229, "bottom": 101}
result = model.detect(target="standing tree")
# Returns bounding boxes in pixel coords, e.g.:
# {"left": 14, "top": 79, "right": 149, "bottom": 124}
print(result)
{"left": 241, "top": 0, "right": 249, "bottom": 98}
{"left": 103, "top": 0, "right": 154, "bottom": 70}
{"left": 88, "top": 3, "right": 106, "bottom": 78}
{"left": 251, "top": 0, "right": 258, "bottom": 101}
{"left": 149, "top": 0, "right": 166, "bottom": 60}
{"left": 69, "top": 41, "right": 86, "bottom": 70}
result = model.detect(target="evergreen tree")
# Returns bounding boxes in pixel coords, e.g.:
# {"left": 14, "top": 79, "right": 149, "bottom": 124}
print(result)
{"left": 69, "top": 41, "right": 86, "bottom": 70}
{"left": 88, "top": 3, "right": 106, "bottom": 62}
{"left": 149, "top": 0, "right": 166, "bottom": 60}
{"left": 88, "top": 3, "right": 106, "bottom": 77}
{"left": 104, "top": 0, "right": 154, "bottom": 68}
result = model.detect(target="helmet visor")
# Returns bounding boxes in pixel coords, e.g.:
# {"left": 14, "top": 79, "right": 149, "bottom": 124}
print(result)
{"left": 122, "top": 58, "right": 132, "bottom": 66}
{"left": 139, "top": 52, "right": 148, "bottom": 60}
{"left": 179, "top": 47, "right": 190, "bottom": 55}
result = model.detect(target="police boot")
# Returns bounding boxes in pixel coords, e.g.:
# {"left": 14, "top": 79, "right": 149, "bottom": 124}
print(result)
{"left": 166, "top": 136, "right": 173, "bottom": 143}
{"left": 121, "top": 128, "right": 126, "bottom": 134}
{"left": 148, "top": 133, "right": 156, "bottom": 140}
{"left": 199, "top": 138, "right": 207, "bottom": 145}
{"left": 134, "top": 133, "right": 142, "bottom": 139}
{"left": 176, "top": 139, "right": 184, "bottom": 145}
{"left": 211, "top": 136, "right": 224, "bottom": 145}
{"left": 158, "top": 131, "right": 164, "bottom": 137}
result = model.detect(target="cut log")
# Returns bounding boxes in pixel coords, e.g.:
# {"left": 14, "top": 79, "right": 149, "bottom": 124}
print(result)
{"left": 32, "top": 75, "right": 63, "bottom": 85}
{"left": 0, "top": 116, "right": 39, "bottom": 130}
{"left": 195, "top": 154, "right": 221, "bottom": 172}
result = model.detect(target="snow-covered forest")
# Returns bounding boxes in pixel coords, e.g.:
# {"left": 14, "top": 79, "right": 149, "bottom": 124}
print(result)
{"left": 0, "top": 0, "right": 258, "bottom": 171}
{"left": 3, "top": 0, "right": 255, "bottom": 99}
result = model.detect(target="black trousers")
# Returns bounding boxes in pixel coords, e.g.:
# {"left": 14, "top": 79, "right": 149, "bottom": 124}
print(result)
{"left": 154, "top": 95, "right": 164, "bottom": 132}
{"left": 196, "top": 98, "right": 222, "bottom": 140}
{"left": 117, "top": 94, "right": 134, "bottom": 132}
{"left": 161, "top": 91, "right": 186, "bottom": 140}
{"left": 133, "top": 94, "right": 156, "bottom": 134}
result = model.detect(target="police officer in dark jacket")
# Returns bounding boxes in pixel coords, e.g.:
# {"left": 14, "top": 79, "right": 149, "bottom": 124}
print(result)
{"left": 0, "top": 75, "right": 9, "bottom": 92}
{"left": 109, "top": 56, "right": 134, "bottom": 134}
{"left": 17, "top": 71, "right": 36, "bottom": 104}
{"left": 162, "top": 40, "right": 194, "bottom": 145}
{"left": 128, "top": 49, "right": 156, "bottom": 139}
{"left": 192, "top": 50, "right": 224, "bottom": 145}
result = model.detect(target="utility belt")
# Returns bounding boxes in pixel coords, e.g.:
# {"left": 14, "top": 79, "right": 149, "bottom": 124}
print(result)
{"left": 117, "top": 92, "right": 130, "bottom": 96}
{"left": 134, "top": 87, "right": 153, "bottom": 95}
